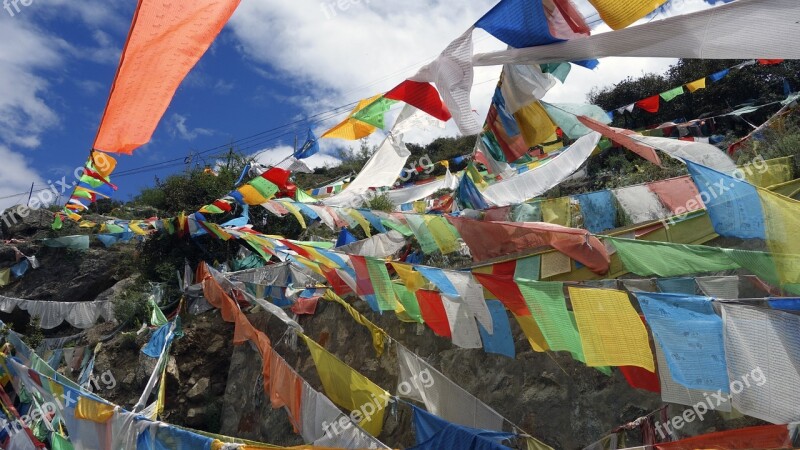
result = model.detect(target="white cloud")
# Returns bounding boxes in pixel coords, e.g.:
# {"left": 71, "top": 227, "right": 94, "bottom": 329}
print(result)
{"left": 0, "top": 145, "right": 48, "bottom": 211}
{"left": 0, "top": 19, "right": 66, "bottom": 148}
{"left": 170, "top": 113, "right": 215, "bottom": 141}
{"left": 251, "top": 145, "right": 342, "bottom": 170}
{"left": 227, "top": 0, "right": 719, "bottom": 147}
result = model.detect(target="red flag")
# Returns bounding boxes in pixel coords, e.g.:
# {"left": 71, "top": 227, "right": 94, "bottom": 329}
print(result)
{"left": 636, "top": 95, "right": 660, "bottom": 113}
{"left": 385, "top": 80, "right": 452, "bottom": 122}
{"left": 416, "top": 289, "right": 451, "bottom": 338}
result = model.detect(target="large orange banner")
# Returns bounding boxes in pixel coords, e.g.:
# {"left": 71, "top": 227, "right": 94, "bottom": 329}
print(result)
{"left": 93, "top": 0, "right": 240, "bottom": 154}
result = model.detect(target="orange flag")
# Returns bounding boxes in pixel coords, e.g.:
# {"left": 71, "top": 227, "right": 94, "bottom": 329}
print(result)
{"left": 93, "top": 0, "right": 241, "bottom": 154}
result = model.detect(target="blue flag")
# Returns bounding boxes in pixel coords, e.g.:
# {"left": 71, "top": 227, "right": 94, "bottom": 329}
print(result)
{"left": 636, "top": 292, "right": 730, "bottom": 392}
{"left": 335, "top": 228, "right": 357, "bottom": 247}
{"left": 475, "top": 0, "right": 562, "bottom": 48}
{"left": 686, "top": 161, "right": 765, "bottom": 239}
{"left": 294, "top": 129, "right": 320, "bottom": 159}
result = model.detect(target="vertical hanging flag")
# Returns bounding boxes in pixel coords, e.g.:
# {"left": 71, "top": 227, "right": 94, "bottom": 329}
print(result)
{"left": 636, "top": 293, "right": 729, "bottom": 392}
{"left": 93, "top": 0, "right": 241, "bottom": 154}
{"left": 569, "top": 287, "right": 655, "bottom": 371}
{"left": 685, "top": 161, "right": 766, "bottom": 239}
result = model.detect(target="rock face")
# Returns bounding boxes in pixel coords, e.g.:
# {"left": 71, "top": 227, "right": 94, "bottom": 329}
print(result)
{"left": 0, "top": 205, "right": 53, "bottom": 240}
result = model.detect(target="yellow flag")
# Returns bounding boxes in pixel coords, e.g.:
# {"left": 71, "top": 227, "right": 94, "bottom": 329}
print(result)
{"left": 322, "top": 95, "right": 381, "bottom": 140}
{"left": 514, "top": 101, "right": 557, "bottom": 148}
{"left": 238, "top": 185, "right": 269, "bottom": 206}
{"left": 541, "top": 197, "right": 571, "bottom": 226}
{"left": 758, "top": 188, "right": 800, "bottom": 286}
{"left": 514, "top": 313, "right": 549, "bottom": 353}
{"left": 588, "top": 0, "right": 667, "bottom": 30}
{"left": 568, "top": 287, "right": 655, "bottom": 371}
{"left": 129, "top": 221, "right": 148, "bottom": 236}
{"left": 422, "top": 215, "right": 460, "bottom": 254}
{"left": 301, "top": 333, "right": 388, "bottom": 436}
{"left": 280, "top": 201, "right": 307, "bottom": 229}
{"left": 392, "top": 263, "right": 426, "bottom": 292}
{"left": 685, "top": 78, "right": 707, "bottom": 93}
{"left": 0, "top": 269, "right": 10, "bottom": 287}
{"left": 325, "top": 291, "right": 387, "bottom": 356}
{"left": 345, "top": 208, "right": 372, "bottom": 237}
{"left": 75, "top": 396, "right": 115, "bottom": 423}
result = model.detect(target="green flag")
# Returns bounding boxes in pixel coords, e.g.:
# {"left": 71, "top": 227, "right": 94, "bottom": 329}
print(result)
{"left": 659, "top": 86, "right": 685, "bottom": 102}
{"left": 352, "top": 96, "right": 397, "bottom": 129}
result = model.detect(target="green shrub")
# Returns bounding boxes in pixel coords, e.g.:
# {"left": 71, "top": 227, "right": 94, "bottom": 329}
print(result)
{"left": 113, "top": 285, "right": 150, "bottom": 327}
{"left": 365, "top": 193, "right": 395, "bottom": 213}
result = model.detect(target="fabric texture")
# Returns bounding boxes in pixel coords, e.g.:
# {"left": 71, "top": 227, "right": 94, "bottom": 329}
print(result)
{"left": 647, "top": 176, "right": 702, "bottom": 215}
{"left": 654, "top": 342, "right": 732, "bottom": 413}
{"left": 405, "top": 214, "right": 440, "bottom": 254}
{"left": 396, "top": 345, "right": 505, "bottom": 431}
{"left": 0, "top": 296, "right": 114, "bottom": 329}
{"left": 481, "top": 132, "right": 601, "bottom": 206}
{"left": 606, "top": 237, "right": 740, "bottom": 278}
{"left": 587, "top": 0, "right": 666, "bottom": 29}
{"left": 335, "top": 230, "right": 407, "bottom": 258}
{"left": 385, "top": 80, "right": 451, "bottom": 122}
{"left": 686, "top": 161, "right": 766, "bottom": 239}
{"left": 475, "top": 0, "right": 562, "bottom": 48}
{"left": 654, "top": 424, "right": 793, "bottom": 450}
{"left": 636, "top": 293, "right": 729, "bottom": 392}
{"left": 655, "top": 277, "right": 697, "bottom": 294}
{"left": 323, "top": 135, "right": 410, "bottom": 206}
{"left": 577, "top": 117, "right": 662, "bottom": 165}
{"left": 575, "top": 190, "right": 617, "bottom": 233}
{"left": 472, "top": 0, "right": 800, "bottom": 65}
{"left": 322, "top": 94, "right": 381, "bottom": 140}
{"left": 542, "top": 103, "right": 611, "bottom": 139}
{"left": 569, "top": 287, "right": 655, "bottom": 371}
{"left": 410, "top": 28, "right": 481, "bottom": 135}
{"left": 423, "top": 215, "right": 461, "bottom": 254}
{"left": 301, "top": 335, "right": 388, "bottom": 436}
{"left": 696, "top": 276, "right": 740, "bottom": 299}
{"left": 416, "top": 289, "right": 452, "bottom": 338}
{"left": 613, "top": 185, "right": 671, "bottom": 224}
{"left": 635, "top": 135, "right": 737, "bottom": 173}
{"left": 448, "top": 216, "right": 609, "bottom": 275}
{"left": 517, "top": 281, "right": 585, "bottom": 360}
{"left": 93, "top": 0, "right": 240, "bottom": 154}
{"left": 409, "top": 405, "right": 515, "bottom": 450}
{"left": 721, "top": 304, "right": 800, "bottom": 424}
{"left": 500, "top": 64, "right": 556, "bottom": 114}
{"left": 477, "top": 300, "right": 516, "bottom": 358}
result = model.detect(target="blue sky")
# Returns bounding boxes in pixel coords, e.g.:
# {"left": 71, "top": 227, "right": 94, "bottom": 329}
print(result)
{"left": 0, "top": 0, "right": 715, "bottom": 209}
